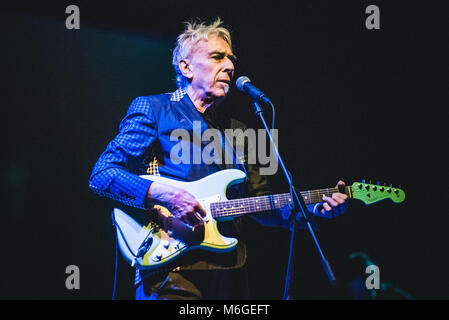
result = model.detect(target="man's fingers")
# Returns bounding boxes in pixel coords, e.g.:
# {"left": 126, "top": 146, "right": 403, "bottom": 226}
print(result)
{"left": 178, "top": 210, "right": 202, "bottom": 228}
{"left": 334, "top": 192, "right": 348, "bottom": 200}
{"left": 321, "top": 202, "right": 332, "bottom": 214}
{"left": 336, "top": 180, "right": 346, "bottom": 193}
{"left": 315, "top": 182, "right": 349, "bottom": 218}
{"left": 332, "top": 193, "right": 345, "bottom": 204}
{"left": 179, "top": 215, "right": 193, "bottom": 227}
{"left": 187, "top": 211, "right": 202, "bottom": 226}
{"left": 323, "top": 195, "right": 338, "bottom": 207}
{"left": 194, "top": 202, "right": 207, "bottom": 218}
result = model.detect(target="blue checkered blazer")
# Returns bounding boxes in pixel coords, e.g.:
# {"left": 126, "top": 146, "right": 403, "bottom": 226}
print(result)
{"left": 89, "top": 88, "right": 249, "bottom": 209}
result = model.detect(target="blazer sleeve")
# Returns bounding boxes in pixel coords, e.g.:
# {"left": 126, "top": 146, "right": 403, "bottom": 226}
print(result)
{"left": 88, "top": 96, "right": 158, "bottom": 209}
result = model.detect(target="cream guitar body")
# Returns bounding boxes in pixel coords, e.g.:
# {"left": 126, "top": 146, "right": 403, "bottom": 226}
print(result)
{"left": 113, "top": 169, "right": 245, "bottom": 270}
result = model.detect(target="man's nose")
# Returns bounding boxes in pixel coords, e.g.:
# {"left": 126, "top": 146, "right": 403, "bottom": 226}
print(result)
{"left": 223, "top": 59, "right": 234, "bottom": 77}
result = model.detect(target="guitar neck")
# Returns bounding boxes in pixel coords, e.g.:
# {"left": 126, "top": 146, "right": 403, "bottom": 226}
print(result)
{"left": 210, "top": 186, "right": 352, "bottom": 219}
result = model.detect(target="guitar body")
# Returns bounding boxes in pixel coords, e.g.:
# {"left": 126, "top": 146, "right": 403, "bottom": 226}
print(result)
{"left": 113, "top": 169, "right": 247, "bottom": 270}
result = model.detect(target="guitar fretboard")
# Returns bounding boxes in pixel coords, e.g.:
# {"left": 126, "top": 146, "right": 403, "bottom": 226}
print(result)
{"left": 210, "top": 186, "right": 352, "bottom": 219}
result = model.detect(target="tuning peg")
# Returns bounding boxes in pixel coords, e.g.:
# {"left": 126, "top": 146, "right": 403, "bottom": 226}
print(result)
{"left": 376, "top": 181, "right": 380, "bottom": 185}
{"left": 361, "top": 179, "right": 366, "bottom": 183}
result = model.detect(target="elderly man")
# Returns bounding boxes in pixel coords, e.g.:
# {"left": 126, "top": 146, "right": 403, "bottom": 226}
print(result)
{"left": 89, "top": 18, "right": 348, "bottom": 300}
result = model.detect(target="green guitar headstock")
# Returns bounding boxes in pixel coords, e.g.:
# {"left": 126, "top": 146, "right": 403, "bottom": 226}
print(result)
{"left": 350, "top": 181, "right": 405, "bottom": 205}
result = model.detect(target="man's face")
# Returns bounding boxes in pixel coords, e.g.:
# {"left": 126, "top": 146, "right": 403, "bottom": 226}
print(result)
{"left": 186, "top": 35, "right": 236, "bottom": 102}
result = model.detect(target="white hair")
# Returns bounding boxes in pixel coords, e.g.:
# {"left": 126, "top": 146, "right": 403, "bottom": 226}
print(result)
{"left": 172, "top": 18, "right": 232, "bottom": 88}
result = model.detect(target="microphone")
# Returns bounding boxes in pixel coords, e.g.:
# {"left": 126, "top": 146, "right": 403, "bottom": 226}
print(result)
{"left": 235, "top": 76, "right": 272, "bottom": 105}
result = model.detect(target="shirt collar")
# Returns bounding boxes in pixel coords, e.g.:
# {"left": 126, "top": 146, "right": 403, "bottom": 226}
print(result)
{"left": 170, "top": 87, "right": 187, "bottom": 102}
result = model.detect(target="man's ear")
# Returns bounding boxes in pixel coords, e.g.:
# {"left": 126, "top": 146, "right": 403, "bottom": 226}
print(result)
{"left": 179, "top": 59, "right": 193, "bottom": 81}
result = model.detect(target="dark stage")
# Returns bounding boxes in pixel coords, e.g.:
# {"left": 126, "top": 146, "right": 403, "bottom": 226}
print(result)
{"left": 1, "top": 0, "right": 446, "bottom": 301}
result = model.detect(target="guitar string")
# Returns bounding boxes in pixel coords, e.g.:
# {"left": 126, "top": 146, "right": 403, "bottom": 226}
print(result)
{"left": 211, "top": 192, "right": 399, "bottom": 218}
{"left": 211, "top": 191, "right": 334, "bottom": 212}
{"left": 215, "top": 187, "right": 342, "bottom": 208}
{"left": 210, "top": 186, "right": 389, "bottom": 217}
{"left": 210, "top": 188, "right": 343, "bottom": 218}
{"left": 211, "top": 188, "right": 343, "bottom": 211}
{"left": 210, "top": 186, "right": 398, "bottom": 218}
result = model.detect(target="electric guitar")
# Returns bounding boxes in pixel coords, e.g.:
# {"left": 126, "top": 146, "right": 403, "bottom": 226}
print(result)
{"left": 112, "top": 169, "right": 405, "bottom": 271}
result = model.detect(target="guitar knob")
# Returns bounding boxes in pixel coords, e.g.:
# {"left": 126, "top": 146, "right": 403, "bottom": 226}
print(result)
{"left": 372, "top": 186, "right": 377, "bottom": 191}
{"left": 380, "top": 187, "right": 384, "bottom": 192}
{"left": 154, "top": 253, "right": 163, "bottom": 261}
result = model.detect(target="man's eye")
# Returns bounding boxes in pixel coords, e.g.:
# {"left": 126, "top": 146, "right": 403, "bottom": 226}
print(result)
{"left": 211, "top": 53, "right": 236, "bottom": 63}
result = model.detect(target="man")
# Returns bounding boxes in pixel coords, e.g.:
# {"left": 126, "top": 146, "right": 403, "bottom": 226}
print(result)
{"left": 89, "top": 18, "right": 348, "bottom": 300}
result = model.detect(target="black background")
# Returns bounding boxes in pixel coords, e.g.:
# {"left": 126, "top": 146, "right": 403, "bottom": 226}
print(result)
{"left": 1, "top": 0, "right": 446, "bottom": 300}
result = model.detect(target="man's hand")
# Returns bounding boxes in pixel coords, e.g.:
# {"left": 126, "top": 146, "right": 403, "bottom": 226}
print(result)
{"left": 313, "top": 180, "right": 349, "bottom": 218}
{"left": 147, "top": 182, "right": 207, "bottom": 228}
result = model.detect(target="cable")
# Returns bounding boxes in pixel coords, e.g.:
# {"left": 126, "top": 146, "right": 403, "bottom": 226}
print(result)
{"left": 110, "top": 210, "right": 155, "bottom": 300}
{"left": 112, "top": 230, "right": 118, "bottom": 300}
{"left": 268, "top": 100, "right": 276, "bottom": 131}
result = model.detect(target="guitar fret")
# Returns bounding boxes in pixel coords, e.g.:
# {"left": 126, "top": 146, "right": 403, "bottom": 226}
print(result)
{"left": 210, "top": 187, "right": 342, "bottom": 218}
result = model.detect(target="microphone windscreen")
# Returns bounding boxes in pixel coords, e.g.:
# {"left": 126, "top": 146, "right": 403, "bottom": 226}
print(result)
{"left": 235, "top": 76, "right": 251, "bottom": 91}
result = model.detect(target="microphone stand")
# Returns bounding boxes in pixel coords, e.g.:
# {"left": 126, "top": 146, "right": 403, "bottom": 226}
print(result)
{"left": 251, "top": 101, "right": 336, "bottom": 300}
